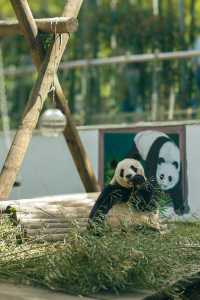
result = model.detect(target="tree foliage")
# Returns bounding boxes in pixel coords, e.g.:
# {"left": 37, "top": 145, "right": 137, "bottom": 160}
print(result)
{"left": 0, "top": 0, "right": 200, "bottom": 127}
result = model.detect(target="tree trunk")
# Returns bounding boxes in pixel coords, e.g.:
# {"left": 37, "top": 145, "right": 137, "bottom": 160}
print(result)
{"left": 188, "top": 0, "right": 196, "bottom": 100}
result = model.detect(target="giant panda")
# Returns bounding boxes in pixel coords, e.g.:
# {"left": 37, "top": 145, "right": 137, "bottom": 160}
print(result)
{"left": 89, "top": 158, "right": 159, "bottom": 228}
{"left": 127, "top": 130, "right": 190, "bottom": 215}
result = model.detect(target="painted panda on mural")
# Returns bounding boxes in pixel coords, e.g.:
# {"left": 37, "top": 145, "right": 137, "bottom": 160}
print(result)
{"left": 127, "top": 130, "right": 190, "bottom": 215}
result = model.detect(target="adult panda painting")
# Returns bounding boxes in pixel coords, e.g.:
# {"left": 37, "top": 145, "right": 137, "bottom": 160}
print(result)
{"left": 127, "top": 130, "right": 190, "bottom": 215}
{"left": 89, "top": 158, "right": 160, "bottom": 229}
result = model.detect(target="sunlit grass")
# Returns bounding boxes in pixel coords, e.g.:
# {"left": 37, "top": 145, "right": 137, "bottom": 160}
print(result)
{"left": 0, "top": 215, "right": 200, "bottom": 296}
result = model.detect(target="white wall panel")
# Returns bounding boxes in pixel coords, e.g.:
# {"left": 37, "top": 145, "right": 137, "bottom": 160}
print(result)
{"left": 0, "top": 129, "right": 99, "bottom": 200}
{"left": 186, "top": 125, "right": 200, "bottom": 217}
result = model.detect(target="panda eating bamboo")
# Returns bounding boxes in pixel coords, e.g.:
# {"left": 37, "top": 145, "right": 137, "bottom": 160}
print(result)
{"left": 89, "top": 158, "right": 161, "bottom": 230}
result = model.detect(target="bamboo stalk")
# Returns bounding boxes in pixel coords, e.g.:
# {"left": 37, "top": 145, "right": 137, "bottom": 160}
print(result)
{"left": 13, "top": 206, "right": 92, "bottom": 215}
{"left": 26, "top": 227, "right": 76, "bottom": 235}
{"left": 0, "top": 17, "right": 78, "bottom": 36}
{"left": 0, "top": 0, "right": 85, "bottom": 199}
{"left": 168, "top": 87, "right": 176, "bottom": 120}
{"left": 23, "top": 220, "right": 87, "bottom": 229}
{"left": 0, "top": 193, "right": 98, "bottom": 208}
{"left": 34, "top": 233, "right": 68, "bottom": 242}
{"left": 21, "top": 218, "right": 87, "bottom": 223}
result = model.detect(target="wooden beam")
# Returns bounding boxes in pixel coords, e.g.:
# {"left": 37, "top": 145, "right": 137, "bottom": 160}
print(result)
{"left": 8, "top": 0, "right": 99, "bottom": 193}
{"left": 4, "top": 49, "right": 200, "bottom": 77}
{"left": 0, "top": 17, "right": 78, "bottom": 36}
{"left": 0, "top": 0, "right": 89, "bottom": 199}
{"left": 59, "top": 49, "right": 200, "bottom": 67}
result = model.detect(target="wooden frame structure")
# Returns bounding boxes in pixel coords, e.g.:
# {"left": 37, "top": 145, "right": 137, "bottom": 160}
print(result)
{"left": 0, "top": 0, "right": 100, "bottom": 199}
{"left": 3, "top": 49, "right": 200, "bottom": 77}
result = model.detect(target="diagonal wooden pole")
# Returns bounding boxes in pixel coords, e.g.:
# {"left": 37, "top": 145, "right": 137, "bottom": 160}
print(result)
{"left": 0, "top": 0, "right": 99, "bottom": 199}
{"left": 9, "top": 0, "right": 99, "bottom": 194}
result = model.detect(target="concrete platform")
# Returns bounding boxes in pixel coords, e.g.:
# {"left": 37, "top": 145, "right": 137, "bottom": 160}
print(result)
{"left": 0, "top": 282, "right": 96, "bottom": 300}
{"left": 95, "top": 290, "right": 153, "bottom": 300}
{"left": 0, "top": 282, "right": 153, "bottom": 300}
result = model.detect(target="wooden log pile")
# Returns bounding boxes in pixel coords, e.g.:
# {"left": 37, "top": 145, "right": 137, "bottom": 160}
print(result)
{"left": 0, "top": 194, "right": 96, "bottom": 242}
{"left": 0, "top": 193, "right": 161, "bottom": 241}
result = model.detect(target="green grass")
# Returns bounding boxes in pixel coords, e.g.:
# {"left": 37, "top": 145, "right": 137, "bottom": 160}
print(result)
{"left": 0, "top": 215, "right": 200, "bottom": 296}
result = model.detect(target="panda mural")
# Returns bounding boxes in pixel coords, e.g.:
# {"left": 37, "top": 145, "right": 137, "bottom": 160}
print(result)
{"left": 127, "top": 130, "right": 190, "bottom": 215}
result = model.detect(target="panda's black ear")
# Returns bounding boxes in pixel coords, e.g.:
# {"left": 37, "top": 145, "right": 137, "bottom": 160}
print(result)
{"left": 126, "top": 152, "right": 141, "bottom": 161}
{"left": 125, "top": 141, "right": 142, "bottom": 161}
{"left": 110, "top": 159, "right": 118, "bottom": 169}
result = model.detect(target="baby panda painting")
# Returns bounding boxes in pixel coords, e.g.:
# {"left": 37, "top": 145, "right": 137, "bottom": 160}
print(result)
{"left": 89, "top": 158, "right": 159, "bottom": 229}
{"left": 127, "top": 130, "right": 190, "bottom": 215}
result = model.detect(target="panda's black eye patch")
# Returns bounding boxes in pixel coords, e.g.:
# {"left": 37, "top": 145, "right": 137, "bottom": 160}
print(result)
{"left": 173, "top": 161, "right": 179, "bottom": 169}
{"left": 120, "top": 169, "right": 124, "bottom": 178}
{"left": 131, "top": 165, "right": 137, "bottom": 172}
{"left": 158, "top": 157, "right": 165, "bottom": 164}
{"left": 160, "top": 174, "right": 164, "bottom": 180}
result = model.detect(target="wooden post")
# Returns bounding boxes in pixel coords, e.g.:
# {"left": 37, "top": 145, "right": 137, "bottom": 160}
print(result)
{"left": 0, "top": 0, "right": 99, "bottom": 199}
{"left": 9, "top": 0, "right": 99, "bottom": 193}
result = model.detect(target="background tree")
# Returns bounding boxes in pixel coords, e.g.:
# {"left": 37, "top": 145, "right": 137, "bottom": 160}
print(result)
{"left": 1, "top": 0, "right": 200, "bottom": 127}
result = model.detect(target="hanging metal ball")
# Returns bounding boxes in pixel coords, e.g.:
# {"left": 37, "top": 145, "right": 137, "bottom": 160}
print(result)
{"left": 39, "top": 108, "right": 67, "bottom": 136}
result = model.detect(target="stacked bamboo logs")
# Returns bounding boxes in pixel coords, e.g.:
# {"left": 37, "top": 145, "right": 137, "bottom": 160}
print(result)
{"left": 0, "top": 193, "right": 161, "bottom": 241}
{"left": 0, "top": 194, "right": 95, "bottom": 241}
